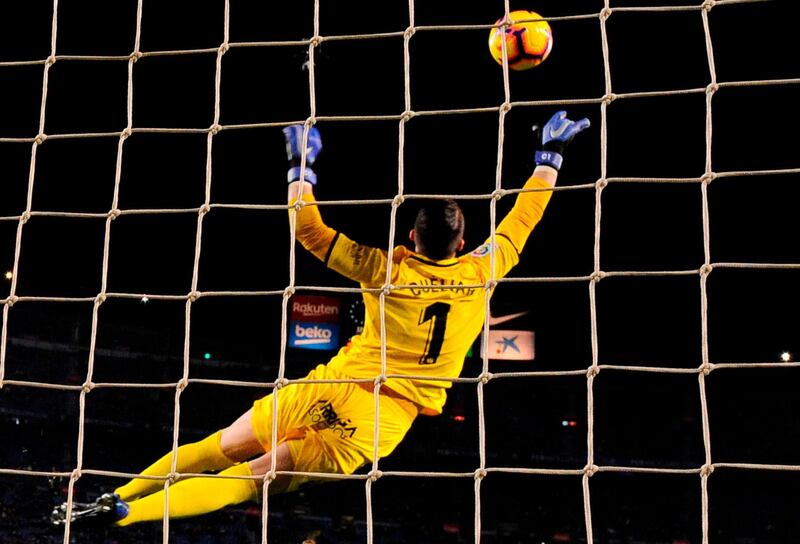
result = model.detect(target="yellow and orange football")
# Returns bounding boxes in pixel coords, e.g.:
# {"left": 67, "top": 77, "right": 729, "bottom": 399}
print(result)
{"left": 488, "top": 10, "right": 553, "bottom": 71}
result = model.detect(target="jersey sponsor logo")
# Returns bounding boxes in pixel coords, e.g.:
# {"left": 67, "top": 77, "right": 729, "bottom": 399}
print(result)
{"left": 289, "top": 322, "right": 340, "bottom": 350}
{"left": 291, "top": 295, "right": 341, "bottom": 323}
{"left": 307, "top": 400, "right": 357, "bottom": 438}
{"left": 470, "top": 242, "right": 497, "bottom": 258}
{"left": 409, "top": 278, "right": 475, "bottom": 296}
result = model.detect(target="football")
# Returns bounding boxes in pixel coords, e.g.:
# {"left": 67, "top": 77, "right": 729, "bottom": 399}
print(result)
{"left": 488, "top": 10, "right": 553, "bottom": 71}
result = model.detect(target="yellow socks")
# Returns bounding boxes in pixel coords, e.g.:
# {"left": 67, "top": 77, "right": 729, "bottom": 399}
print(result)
{"left": 116, "top": 462, "right": 258, "bottom": 526}
{"left": 114, "top": 431, "right": 235, "bottom": 501}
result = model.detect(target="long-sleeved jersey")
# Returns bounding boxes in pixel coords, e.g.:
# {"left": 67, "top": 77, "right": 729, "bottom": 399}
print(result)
{"left": 291, "top": 175, "right": 553, "bottom": 415}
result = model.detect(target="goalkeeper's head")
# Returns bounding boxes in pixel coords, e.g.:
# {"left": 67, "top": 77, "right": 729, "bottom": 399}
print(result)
{"left": 411, "top": 199, "right": 466, "bottom": 260}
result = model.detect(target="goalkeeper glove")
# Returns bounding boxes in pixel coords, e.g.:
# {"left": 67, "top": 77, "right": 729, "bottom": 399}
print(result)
{"left": 534, "top": 110, "right": 590, "bottom": 171}
{"left": 282, "top": 124, "right": 322, "bottom": 185}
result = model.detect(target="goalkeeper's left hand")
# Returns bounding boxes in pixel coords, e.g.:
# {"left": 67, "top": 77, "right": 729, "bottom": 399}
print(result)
{"left": 282, "top": 124, "right": 322, "bottom": 185}
{"left": 534, "top": 111, "right": 590, "bottom": 171}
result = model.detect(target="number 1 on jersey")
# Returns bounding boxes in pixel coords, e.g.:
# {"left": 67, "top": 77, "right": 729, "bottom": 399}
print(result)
{"left": 418, "top": 302, "right": 451, "bottom": 365}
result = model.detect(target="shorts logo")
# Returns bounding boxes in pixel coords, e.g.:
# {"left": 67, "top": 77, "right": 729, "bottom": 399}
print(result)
{"left": 470, "top": 242, "right": 496, "bottom": 257}
{"left": 307, "top": 400, "right": 357, "bottom": 439}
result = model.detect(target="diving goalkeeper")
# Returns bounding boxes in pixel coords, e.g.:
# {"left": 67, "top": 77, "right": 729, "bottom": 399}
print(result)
{"left": 51, "top": 111, "right": 589, "bottom": 527}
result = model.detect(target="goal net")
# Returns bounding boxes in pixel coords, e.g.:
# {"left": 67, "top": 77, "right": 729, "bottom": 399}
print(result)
{"left": 1, "top": 1, "right": 798, "bottom": 543}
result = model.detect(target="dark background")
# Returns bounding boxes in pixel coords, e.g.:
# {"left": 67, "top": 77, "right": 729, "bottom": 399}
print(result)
{"left": 1, "top": 1, "right": 798, "bottom": 543}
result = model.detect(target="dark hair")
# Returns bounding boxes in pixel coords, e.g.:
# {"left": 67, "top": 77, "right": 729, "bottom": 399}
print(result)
{"left": 413, "top": 199, "right": 465, "bottom": 260}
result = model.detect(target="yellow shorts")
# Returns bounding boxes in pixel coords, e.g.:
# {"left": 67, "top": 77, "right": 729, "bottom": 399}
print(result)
{"left": 251, "top": 364, "right": 418, "bottom": 490}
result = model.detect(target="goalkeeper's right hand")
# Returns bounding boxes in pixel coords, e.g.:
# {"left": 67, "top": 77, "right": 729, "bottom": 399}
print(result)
{"left": 534, "top": 111, "right": 590, "bottom": 171}
{"left": 282, "top": 124, "right": 322, "bottom": 185}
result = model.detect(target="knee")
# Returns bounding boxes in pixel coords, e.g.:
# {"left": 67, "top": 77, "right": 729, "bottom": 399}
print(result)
{"left": 220, "top": 415, "right": 265, "bottom": 463}
{"left": 248, "top": 443, "right": 295, "bottom": 476}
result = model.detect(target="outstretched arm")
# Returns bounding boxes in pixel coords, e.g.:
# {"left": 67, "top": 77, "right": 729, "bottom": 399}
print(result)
{"left": 288, "top": 180, "right": 336, "bottom": 261}
{"left": 495, "top": 164, "right": 558, "bottom": 254}
{"left": 283, "top": 125, "right": 390, "bottom": 286}
{"left": 487, "top": 111, "right": 590, "bottom": 276}
{"left": 283, "top": 125, "right": 337, "bottom": 261}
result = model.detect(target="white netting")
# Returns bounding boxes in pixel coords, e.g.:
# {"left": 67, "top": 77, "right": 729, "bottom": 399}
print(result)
{"left": 1, "top": 1, "right": 799, "bottom": 543}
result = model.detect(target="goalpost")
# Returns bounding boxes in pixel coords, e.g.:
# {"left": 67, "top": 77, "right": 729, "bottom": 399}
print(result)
{"left": 1, "top": 1, "right": 798, "bottom": 543}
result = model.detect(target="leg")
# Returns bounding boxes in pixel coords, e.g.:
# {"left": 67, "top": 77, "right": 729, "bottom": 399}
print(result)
{"left": 248, "top": 442, "right": 296, "bottom": 495}
{"left": 220, "top": 409, "right": 268, "bottom": 462}
{"left": 52, "top": 365, "right": 358, "bottom": 527}
{"left": 116, "top": 443, "right": 296, "bottom": 526}
{"left": 113, "top": 411, "right": 262, "bottom": 502}
{"left": 52, "top": 411, "right": 259, "bottom": 526}
{"left": 53, "top": 411, "right": 294, "bottom": 528}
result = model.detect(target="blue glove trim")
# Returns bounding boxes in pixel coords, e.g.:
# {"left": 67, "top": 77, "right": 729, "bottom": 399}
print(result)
{"left": 535, "top": 150, "right": 563, "bottom": 171}
{"left": 287, "top": 166, "right": 317, "bottom": 185}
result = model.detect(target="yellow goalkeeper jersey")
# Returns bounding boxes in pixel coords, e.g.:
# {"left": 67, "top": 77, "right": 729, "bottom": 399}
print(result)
{"left": 292, "top": 175, "right": 553, "bottom": 415}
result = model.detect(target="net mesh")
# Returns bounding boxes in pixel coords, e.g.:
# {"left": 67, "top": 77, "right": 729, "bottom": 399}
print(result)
{"left": 1, "top": 1, "right": 798, "bottom": 543}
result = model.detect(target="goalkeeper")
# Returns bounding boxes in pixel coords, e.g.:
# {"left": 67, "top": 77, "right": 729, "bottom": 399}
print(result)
{"left": 51, "top": 111, "right": 589, "bottom": 527}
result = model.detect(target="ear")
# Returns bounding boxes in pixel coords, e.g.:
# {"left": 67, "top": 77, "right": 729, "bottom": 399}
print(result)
{"left": 409, "top": 229, "right": 416, "bottom": 242}
{"left": 457, "top": 238, "right": 465, "bottom": 251}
